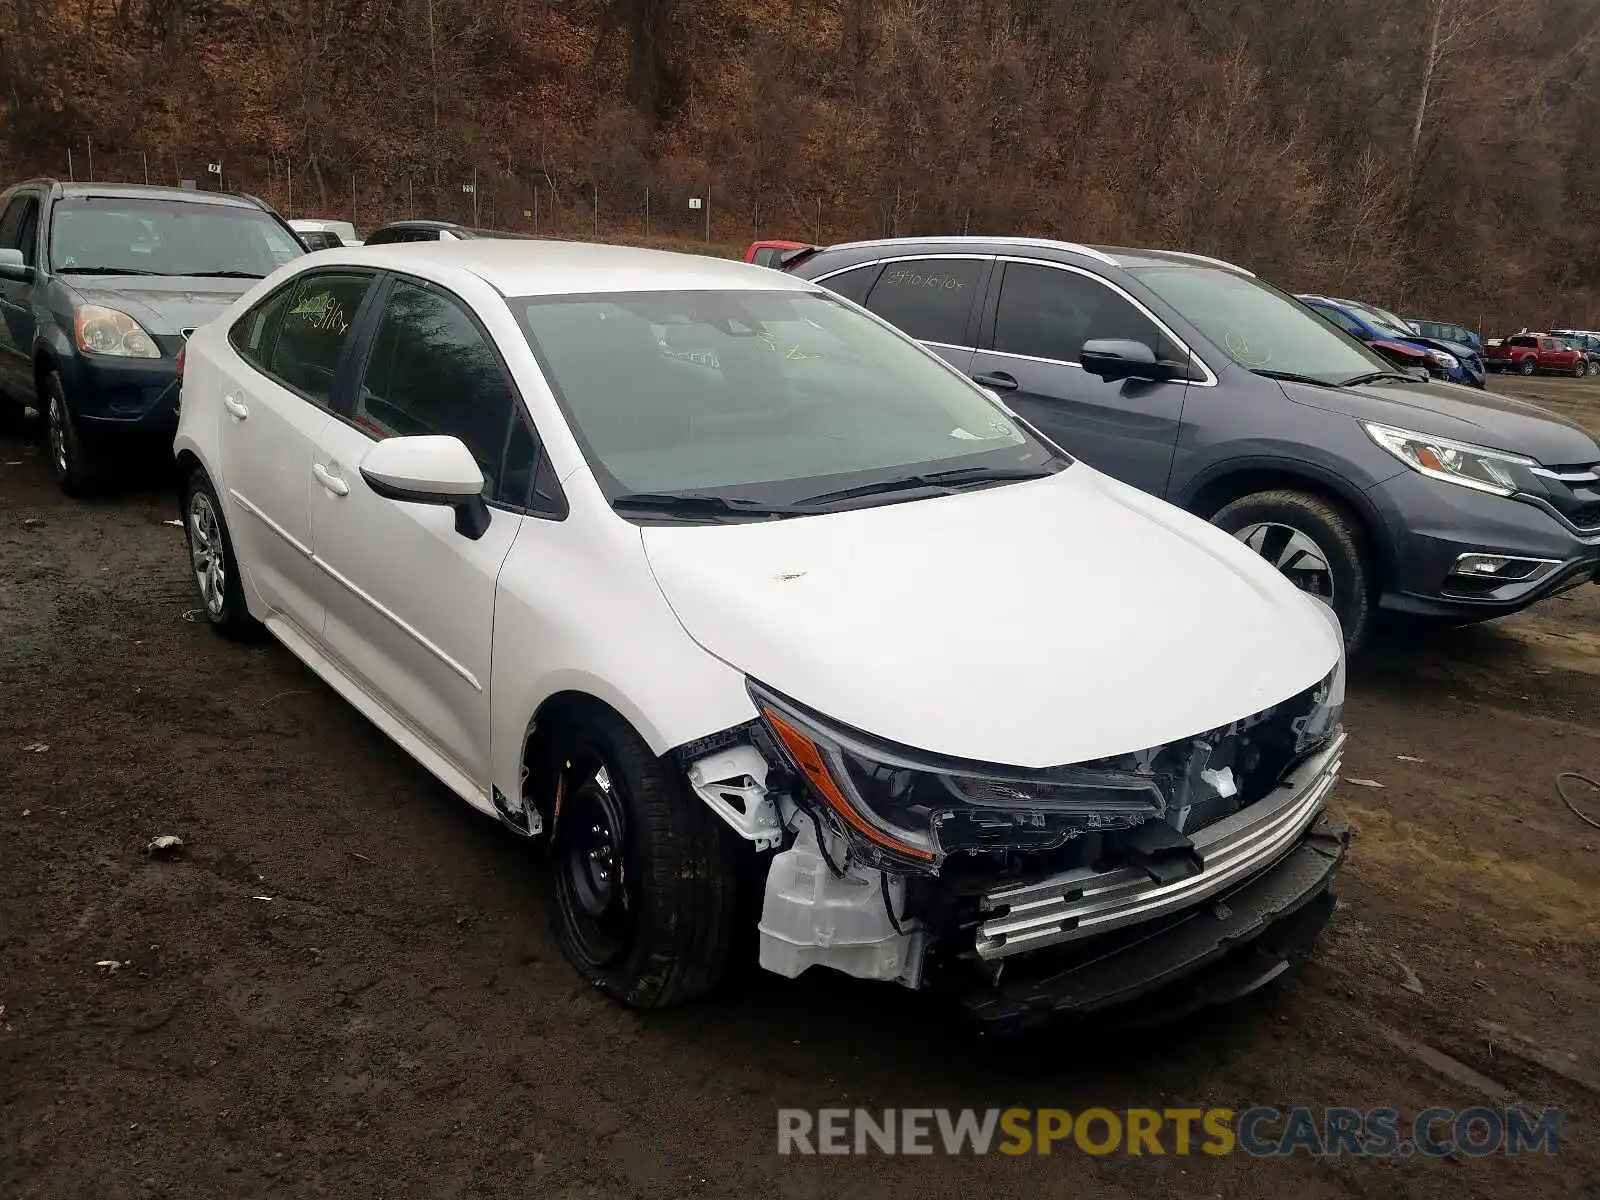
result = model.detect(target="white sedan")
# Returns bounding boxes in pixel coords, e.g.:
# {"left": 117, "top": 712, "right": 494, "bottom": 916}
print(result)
{"left": 174, "top": 240, "right": 1349, "bottom": 1029}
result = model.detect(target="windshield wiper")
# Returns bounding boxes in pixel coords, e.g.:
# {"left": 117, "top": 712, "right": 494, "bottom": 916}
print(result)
{"left": 1339, "top": 371, "right": 1418, "bottom": 386}
{"left": 179, "top": 270, "right": 267, "bottom": 279}
{"left": 55, "top": 266, "right": 160, "bottom": 276}
{"left": 1250, "top": 368, "right": 1340, "bottom": 389}
{"left": 795, "top": 464, "right": 1057, "bottom": 509}
{"left": 611, "top": 492, "right": 807, "bottom": 521}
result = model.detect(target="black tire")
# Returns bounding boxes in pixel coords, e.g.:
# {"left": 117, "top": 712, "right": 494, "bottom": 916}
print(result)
{"left": 1520, "top": 357, "right": 1536, "bottom": 376}
{"left": 43, "top": 369, "right": 100, "bottom": 496}
{"left": 182, "top": 466, "right": 262, "bottom": 639}
{"left": 543, "top": 704, "right": 744, "bottom": 1008}
{"left": 1210, "top": 489, "right": 1372, "bottom": 652}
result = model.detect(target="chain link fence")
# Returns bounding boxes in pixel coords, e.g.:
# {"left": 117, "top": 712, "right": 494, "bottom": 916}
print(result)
{"left": 39, "top": 145, "right": 1013, "bottom": 254}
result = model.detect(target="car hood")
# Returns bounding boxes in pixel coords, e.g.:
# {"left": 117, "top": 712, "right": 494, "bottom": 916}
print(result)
{"left": 1414, "top": 336, "right": 1482, "bottom": 366}
{"left": 640, "top": 467, "right": 1340, "bottom": 769}
{"left": 64, "top": 275, "right": 258, "bottom": 337}
{"left": 1280, "top": 377, "right": 1600, "bottom": 464}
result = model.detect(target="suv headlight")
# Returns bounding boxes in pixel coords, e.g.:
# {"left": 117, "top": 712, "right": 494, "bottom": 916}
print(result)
{"left": 1363, "top": 421, "right": 1534, "bottom": 497}
{"left": 75, "top": 304, "right": 160, "bottom": 358}
{"left": 749, "top": 682, "right": 1170, "bottom": 871}
{"left": 1427, "top": 349, "right": 1459, "bottom": 371}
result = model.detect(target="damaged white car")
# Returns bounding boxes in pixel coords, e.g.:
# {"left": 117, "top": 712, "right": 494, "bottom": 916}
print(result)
{"left": 174, "top": 239, "right": 1349, "bottom": 1030}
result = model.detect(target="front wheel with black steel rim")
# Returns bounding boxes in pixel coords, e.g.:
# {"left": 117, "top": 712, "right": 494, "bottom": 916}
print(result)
{"left": 183, "top": 467, "right": 261, "bottom": 639}
{"left": 545, "top": 706, "right": 744, "bottom": 1008}
{"left": 43, "top": 370, "right": 99, "bottom": 496}
{"left": 1210, "top": 489, "right": 1372, "bottom": 652}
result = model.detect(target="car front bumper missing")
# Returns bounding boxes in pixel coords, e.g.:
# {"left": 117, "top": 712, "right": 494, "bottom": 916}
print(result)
{"left": 960, "top": 811, "right": 1351, "bottom": 1032}
{"left": 975, "top": 732, "right": 1346, "bottom": 960}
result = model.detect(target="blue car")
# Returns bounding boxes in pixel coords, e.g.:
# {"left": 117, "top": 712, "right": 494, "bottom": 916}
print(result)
{"left": 1298, "top": 295, "right": 1487, "bottom": 388}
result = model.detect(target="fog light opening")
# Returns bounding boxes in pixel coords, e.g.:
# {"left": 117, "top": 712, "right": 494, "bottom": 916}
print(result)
{"left": 1448, "top": 553, "right": 1559, "bottom": 583}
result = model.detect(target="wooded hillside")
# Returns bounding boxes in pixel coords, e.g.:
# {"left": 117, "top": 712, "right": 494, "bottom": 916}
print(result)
{"left": 3, "top": 0, "right": 1599, "bottom": 329}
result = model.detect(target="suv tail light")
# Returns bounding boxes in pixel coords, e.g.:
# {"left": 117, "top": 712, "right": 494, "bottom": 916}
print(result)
{"left": 176, "top": 344, "right": 186, "bottom": 376}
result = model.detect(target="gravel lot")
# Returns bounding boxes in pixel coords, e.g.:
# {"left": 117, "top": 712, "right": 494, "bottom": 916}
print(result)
{"left": 2, "top": 377, "right": 1598, "bottom": 1198}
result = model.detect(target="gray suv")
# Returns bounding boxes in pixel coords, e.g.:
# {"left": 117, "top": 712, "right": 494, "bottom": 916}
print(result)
{"left": 784, "top": 238, "right": 1600, "bottom": 648}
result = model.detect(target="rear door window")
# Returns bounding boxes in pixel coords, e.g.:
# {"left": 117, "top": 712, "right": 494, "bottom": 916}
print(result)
{"left": 861, "top": 257, "right": 983, "bottom": 346}
{"left": 264, "top": 272, "right": 374, "bottom": 405}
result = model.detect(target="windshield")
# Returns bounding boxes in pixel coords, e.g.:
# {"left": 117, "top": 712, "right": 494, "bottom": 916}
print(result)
{"left": 513, "top": 289, "right": 1059, "bottom": 504}
{"left": 1130, "top": 266, "right": 1389, "bottom": 384}
{"left": 1341, "top": 300, "right": 1416, "bottom": 339}
{"left": 49, "top": 196, "right": 305, "bottom": 277}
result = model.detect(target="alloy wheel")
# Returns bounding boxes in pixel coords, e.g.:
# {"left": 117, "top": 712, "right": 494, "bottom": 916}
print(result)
{"left": 1233, "top": 521, "right": 1335, "bottom": 602}
{"left": 187, "top": 489, "right": 227, "bottom": 618}
{"left": 47, "top": 393, "right": 68, "bottom": 477}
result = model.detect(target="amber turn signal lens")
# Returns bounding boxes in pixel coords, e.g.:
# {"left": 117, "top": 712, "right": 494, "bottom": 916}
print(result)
{"left": 762, "top": 706, "right": 934, "bottom": 861}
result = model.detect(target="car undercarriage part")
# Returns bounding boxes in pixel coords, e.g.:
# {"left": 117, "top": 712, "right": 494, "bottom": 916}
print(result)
{"left": 685, "top": 743, "right": 783, "bottom": 850}
{"left": 756, "top": 819, "right": 927, "bottom": 987}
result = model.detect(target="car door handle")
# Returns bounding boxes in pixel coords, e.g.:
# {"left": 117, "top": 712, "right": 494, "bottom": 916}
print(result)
{"left": 222, "top": 392, "right": 249, "bottom": 420}
{"left": 312, "top": 462, "right": 350, "bottom": 497}
{"left": 972, "top": 371, "right": 1018, "bottom": 390}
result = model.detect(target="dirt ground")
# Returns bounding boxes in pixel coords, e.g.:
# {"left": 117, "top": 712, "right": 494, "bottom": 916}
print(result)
{"left": 3, "top": 376, "right": 1599, "bottom": 1198}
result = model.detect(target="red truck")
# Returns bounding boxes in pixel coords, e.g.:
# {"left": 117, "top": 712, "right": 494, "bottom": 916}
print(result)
{"left": 1486, "top": 333, "right": 1589, "bottom": 377}
{"left": 743, "top": 239, "right": 814, "bottom": 268}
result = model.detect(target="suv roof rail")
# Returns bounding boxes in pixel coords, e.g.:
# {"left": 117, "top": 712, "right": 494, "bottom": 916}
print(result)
{"left": 821, "top": 235, "right": 1121, "bottom": 268}
{"left": 1153, "top": 249, "right": 1255, "bottom": 277}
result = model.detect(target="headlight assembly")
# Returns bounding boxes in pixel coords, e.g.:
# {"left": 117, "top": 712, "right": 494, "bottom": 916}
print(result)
{"left": 1363, "top": 421, "right": 1534, "bottom": 497}
{"left": 1427, "top": 349, "right": 1459, "bottom": 371}
{"left": 75, "top": 304, "right": 161, "bottom": 358}
{"left": 748, "top": 681, "right": 1170, "bottom": 872}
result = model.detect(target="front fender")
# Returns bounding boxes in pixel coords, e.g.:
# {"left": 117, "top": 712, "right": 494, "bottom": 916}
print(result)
{"left": 1174, "top": 448, "right": 1403, "bottom": 590}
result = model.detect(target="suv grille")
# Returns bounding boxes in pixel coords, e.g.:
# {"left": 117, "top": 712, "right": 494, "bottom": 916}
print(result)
{"left": 1535, "top": 465, "right": 1600, "bottom": 530}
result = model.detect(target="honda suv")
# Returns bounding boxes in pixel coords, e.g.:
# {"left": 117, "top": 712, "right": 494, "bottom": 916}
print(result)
{"left": 0, "top": 180, "right": 307, "bottom": 493}
{"left": 784, "top": 237, "right": 1600, "bottom": 649}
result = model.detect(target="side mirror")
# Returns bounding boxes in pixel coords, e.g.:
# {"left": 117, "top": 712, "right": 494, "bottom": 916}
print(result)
{"left": 0, "top": 248, "right": 34, "bottom": 282}
{"left": 358, "top": 434, "right": 491, "bottom": 539}
{"left": 1080, "top": 338, "right": 1186, "bottom": 383}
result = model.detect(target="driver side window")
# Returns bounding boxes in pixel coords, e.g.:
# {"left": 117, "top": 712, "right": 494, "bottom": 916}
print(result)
{"left": 992, "top": 262, "right": 1178, "bottom": 364}
{"left": 353, "top": 278, "right": 533, "bottom": 504}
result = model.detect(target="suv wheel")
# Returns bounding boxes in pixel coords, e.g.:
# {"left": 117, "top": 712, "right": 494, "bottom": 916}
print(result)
{"left": 543, "top": 705, "right": 743, "bottom": 1009}
{"left": 1211, "top": 489, "right": 1371, "bottom": 651}
{"left": 1589, "top": 361, "right": 1599, "bottom": 378}
{"left": 43, "top": 370, "right": 100, "bottom": 496}
{"left": 182, "top": 467, "right": 261, "bottom": 639}
{"left": 1520, "top": 357, "right": 1536, "bottom": 376}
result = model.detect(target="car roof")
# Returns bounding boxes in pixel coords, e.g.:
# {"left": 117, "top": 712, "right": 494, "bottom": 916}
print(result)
{"left": 372, "top": 219, "right": 468, "bottom": 232}
{"left": 310, "top": 238, "right": 817, "bottom": 296}
{"left": 801, "top": 236, "right": 1255, "bottom": 276}
{"left": 36, "top": 181, "right": 266, "bottom": 209}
